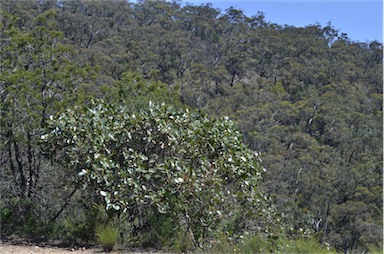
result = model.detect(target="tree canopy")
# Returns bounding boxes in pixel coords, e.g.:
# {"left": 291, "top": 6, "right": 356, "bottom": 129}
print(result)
{"left": 0, "top": 0, "right": 382, "bottom": 253}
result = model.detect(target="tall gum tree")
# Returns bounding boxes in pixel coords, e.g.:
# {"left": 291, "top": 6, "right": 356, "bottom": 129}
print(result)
{"left": 0, "top": 9, "right": 94, "bottom": 227}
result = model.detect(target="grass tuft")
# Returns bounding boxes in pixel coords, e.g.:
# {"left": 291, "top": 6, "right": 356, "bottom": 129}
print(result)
{"left": 96, "top": 224, "right": 119, "bottom": 252}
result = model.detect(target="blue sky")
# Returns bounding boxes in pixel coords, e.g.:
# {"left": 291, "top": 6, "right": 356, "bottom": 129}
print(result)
{"left": 184, "top": 0, "right": 383, "bottom": 43}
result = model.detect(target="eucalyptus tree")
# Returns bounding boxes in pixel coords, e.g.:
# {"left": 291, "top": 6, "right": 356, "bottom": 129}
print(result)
{"left": 0, "top": 8, "right": 94, "bottom": 233}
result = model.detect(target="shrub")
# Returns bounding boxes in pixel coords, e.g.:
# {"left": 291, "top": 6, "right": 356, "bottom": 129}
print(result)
{"left": 278, "top": 237, "right": 336, "bottom": 254}
{"left": 41, "top": 100, "right": 277, "bottom": 249}
{"left": 241, "top": 235, "right": 273, "bottom": 254}
{"left": 173, "top": 230, "right": 193, "bottom": 253}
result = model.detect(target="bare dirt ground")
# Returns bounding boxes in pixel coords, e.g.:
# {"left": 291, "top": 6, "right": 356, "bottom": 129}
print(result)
{"left": 0, "top": 239, "right": 164, "bottom": 254}
{"left": 0, "top": 242, "right": 101, "bottom": 254}
{"left": 0, "top": 238, "right": 106, "bottom": 254}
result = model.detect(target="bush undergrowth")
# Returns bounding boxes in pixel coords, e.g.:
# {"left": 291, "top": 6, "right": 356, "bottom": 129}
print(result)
{"left": 96, "top": 224, "right": 119, "bottom": 252}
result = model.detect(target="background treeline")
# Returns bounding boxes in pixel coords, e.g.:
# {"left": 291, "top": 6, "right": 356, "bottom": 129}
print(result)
{"left": 0, "top": 0, "right": 382, "bottom": 253}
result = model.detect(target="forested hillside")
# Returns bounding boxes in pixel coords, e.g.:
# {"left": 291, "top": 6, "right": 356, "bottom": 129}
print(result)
{"left": 1, "top": 1, "right": 382, "bottom": 253}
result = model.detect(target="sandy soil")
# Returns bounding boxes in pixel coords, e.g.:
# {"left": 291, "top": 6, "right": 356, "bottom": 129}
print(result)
{"left": 0, "top": 243, "right": 100, "bottom": 253}
{"left": 0, "top": 239, "right": 105, "bottom": 254}
{"left": 0, "top": 240, "right": 163, "bottom": 254}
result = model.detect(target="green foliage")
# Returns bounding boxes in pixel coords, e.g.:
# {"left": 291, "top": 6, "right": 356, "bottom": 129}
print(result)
{"left": 96, "top": 224, "right": 119, "bottom": 252}
{"left": 1, "top": 0, "right": 382, "bottom": 252}
{"left": 202, "top": 231, "right": 238, "bottom": 253}
{"left": 61, "top": 210, "right": 97, "bottom": 244}
{"left": 278, "top": 237, "right": 336, "bottom": 254}
{"left": 172, "top": 230, "right": 194, "bottom": 253}
{"left": 234, "top": 235, "right": 337, "bottom": 254}
{"left": 135, "top": 209, "right": 178, "bottom": 249}
{"left": 50, "top": 200, "right": 118, "bottom": 244}
{"left": 0, "top": 6, "right": 96, "bottom": 240}
{"left": 240, "top": 235, "right": 274, "bottom": 254}
{"left": 41, "top": 100, "right": 276, "bottom": 249}
{"left": 0, "top": 197, "right": 52, "bottom": 239}
{"left": 107, "top": 71, "right": 182, "bottom": 111}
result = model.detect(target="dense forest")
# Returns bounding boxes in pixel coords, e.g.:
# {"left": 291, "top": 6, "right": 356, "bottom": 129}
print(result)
{"left": 0, "top": 0, "right": 382, "bottom": 253}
